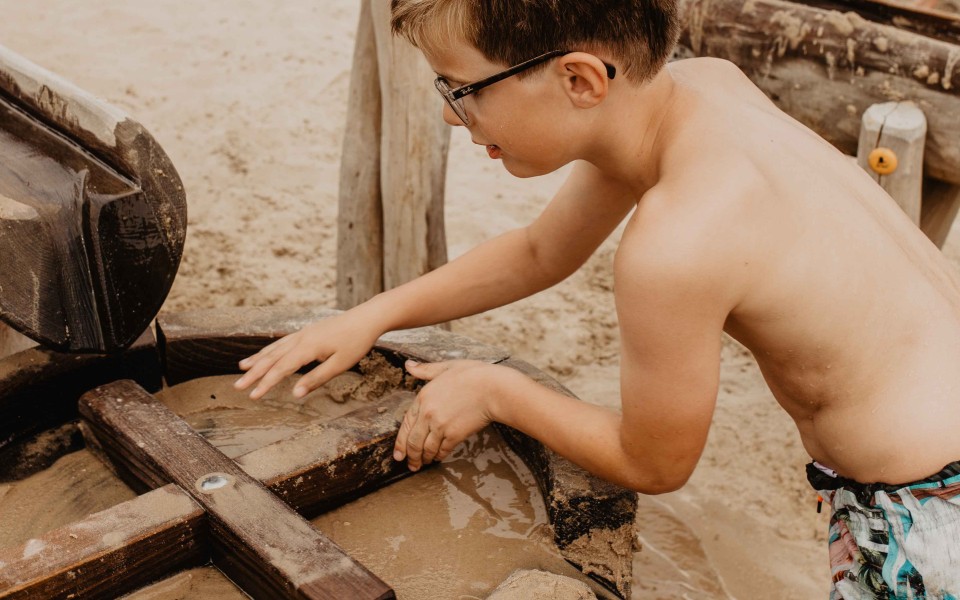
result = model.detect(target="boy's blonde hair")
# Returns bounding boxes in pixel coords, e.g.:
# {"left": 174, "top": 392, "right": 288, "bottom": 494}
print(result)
{"left": 391, "top": 0, "right": 681, "bottom": 84}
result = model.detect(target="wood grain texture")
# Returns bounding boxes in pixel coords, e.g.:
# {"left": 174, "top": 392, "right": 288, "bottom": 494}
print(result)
{"left": 79, "top": 380, "right": 394, "bottom": 600}
{"left": 0, "top": 392, "right": 416, "bottom": 600}
{"left": 0, "top": 45, "right": 186, "bottom": 352}
{"left": 677, "top": 0, "right": 960, "bottom": 185}
{"left": 337, "top": 0, "right": 384, "bottom": 310}
{"left": 857, "top": 102, "right": 926, "bottom": 223}
{"left": 0, "top": 484, "right": 207, "bottom": 600}
{"left": 370, "top": 0, "right": 450, "bottom": 290}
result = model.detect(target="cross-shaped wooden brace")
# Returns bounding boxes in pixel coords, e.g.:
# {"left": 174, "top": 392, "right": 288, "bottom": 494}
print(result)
{"left": 0, "top": 307, "right": 637, "bottom": 599}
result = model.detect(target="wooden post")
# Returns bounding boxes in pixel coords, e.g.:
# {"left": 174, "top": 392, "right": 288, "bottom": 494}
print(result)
{"left": 857, "top": 102, "right": 926, "bottom": 225}
{"left": 337, "top": 0, "right": 450, "bottom": 309}
{"left": 337, "top": 0, "right": 384, "bottom": 309}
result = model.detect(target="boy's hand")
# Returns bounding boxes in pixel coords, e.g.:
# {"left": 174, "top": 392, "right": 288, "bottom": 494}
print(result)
{"left": 234, "top": 314, "right": 381, "bottom": 400}
{"left": 395, "top": 359, "right": 516, "bottom": 471}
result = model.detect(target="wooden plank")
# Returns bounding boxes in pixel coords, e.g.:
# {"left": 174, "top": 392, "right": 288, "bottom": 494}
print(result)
{"left": 921, "top": 177, "right": 960, "bottom": 247}
{"left": 0, "top": 484, "right": 207, "bottom": 600}
{"left": 0, "top": 327, "right": 160, "bottom": 480}
{"left": 0, "top": 45, "right": 186, "bottom": 352}
{"left": 857, "top": 102, "right": 926, "bottom": 223}
{"left": 239, "top": 391, "right": 415, "bottom": 517}
{"left": 79, "top": 380, "right": 395, "bottom": 600}
{"left": 676, "top": 0, "right": 960, "bottom": 185}
{"left": 0, "top": 392, "right": 415, "bottom": 600}
{"left": 157, "top": 307, "right": 509, "bottom": 385}
{"left": 337, "top": 0, "right": 384, "bottom": 310}
{"left": 495, "top": 358, "right": 637, "bottom": 600}
{"left": 369, "top": 0, "right": 450, "bottom": 290}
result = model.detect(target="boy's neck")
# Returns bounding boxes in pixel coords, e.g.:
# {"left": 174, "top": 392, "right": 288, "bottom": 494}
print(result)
{"left": 578, "top": 67, "right": 679, "bottom": 195}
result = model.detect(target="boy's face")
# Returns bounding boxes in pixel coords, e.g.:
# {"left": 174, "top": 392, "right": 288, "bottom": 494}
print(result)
{"left": 422, "top": 39, "right": 576, "bottom": 178}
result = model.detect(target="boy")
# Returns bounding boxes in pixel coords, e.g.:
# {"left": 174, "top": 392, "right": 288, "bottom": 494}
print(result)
{"left": 236, "top": 1, "right": 960, "bottom": 596}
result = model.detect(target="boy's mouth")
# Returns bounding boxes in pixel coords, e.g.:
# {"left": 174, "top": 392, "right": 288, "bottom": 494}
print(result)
{"left": 486, "top": 144, "right": 501, "bottom": 159}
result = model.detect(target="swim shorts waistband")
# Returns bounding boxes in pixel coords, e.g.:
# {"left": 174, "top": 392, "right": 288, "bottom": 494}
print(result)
{"left": 806, "top": 460, "right": 960, "bottom": 495}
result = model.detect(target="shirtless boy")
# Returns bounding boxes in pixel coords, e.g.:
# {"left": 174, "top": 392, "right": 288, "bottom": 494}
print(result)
{"left": 236, "top": 1, "right": 960, "bottom": 596}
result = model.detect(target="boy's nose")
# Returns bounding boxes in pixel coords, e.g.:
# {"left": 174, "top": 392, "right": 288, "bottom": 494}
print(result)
{"left": 441, "top": 102, "right": 464, "bottom": 127}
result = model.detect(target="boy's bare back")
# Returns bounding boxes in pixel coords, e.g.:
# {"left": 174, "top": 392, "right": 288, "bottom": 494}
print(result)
{"left": 634, "top": 57, "right": 960, "bottom": 485}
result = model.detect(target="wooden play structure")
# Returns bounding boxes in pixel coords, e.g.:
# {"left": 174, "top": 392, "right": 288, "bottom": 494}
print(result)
{"left": 6, "top": 0, "right": 960, "bottom": 597}
{"left": 0, "top": 308, "right": 636, "bottom": 599}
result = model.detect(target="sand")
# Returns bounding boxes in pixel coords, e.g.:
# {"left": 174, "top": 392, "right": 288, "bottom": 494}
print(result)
{"left": 3, "top": 1, "right": 960, "bottom": 598}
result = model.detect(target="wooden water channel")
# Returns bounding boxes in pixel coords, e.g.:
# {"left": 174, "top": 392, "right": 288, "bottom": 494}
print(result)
{"left": 0, "top": 308, "right": 637, "bottom": 599}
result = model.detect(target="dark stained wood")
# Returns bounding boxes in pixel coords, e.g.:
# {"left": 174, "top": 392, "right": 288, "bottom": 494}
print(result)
{"left": 1, "top": 392, "right": 415, "bottom": 600}
{"left": 79, "top": 380, "right": 395, "bottom": 600}
{"left": 0, "top": 328, "right": 160, "bottom": 482}
{"left": 0, "top": 46, "right": 186, "bottom": 353}
{"left": 496, "top": 358, "right": 637, "bottom": 600}
{"left": 239, "top": 391, "right": 416, "bottom": 517}
{"left": 0, "top": 484, "right": 208, "bottom": 600}
{"left": 676, "top": 0, "right": 960, "bottom": 186}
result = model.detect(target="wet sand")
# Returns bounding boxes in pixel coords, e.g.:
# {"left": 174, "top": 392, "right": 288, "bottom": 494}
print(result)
{"left": 1, "top": 374, "right": 612, "bottom": 599}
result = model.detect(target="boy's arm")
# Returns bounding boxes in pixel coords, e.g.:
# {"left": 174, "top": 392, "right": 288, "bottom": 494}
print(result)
{"left": 396, "top": 195, "right": 743, "bottom": 493}
{"left": 236, "top": 161, "right": 635, "bottom": 399}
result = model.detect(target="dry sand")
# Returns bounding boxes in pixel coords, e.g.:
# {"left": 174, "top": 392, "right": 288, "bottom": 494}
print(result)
{"left": 3, "top": 1, "right": 960, "bottom": 598}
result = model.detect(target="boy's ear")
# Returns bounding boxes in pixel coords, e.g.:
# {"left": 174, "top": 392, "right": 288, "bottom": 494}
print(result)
{"left": 556, "top": 52, "right": 610, "bottom": 108}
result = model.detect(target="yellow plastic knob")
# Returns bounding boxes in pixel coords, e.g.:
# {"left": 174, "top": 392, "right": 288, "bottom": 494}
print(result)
{"left": 868, "top": 147, "right": 898, "bottom": 175}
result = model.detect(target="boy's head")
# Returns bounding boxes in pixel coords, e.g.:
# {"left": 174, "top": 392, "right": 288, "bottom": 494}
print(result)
{"left": 390, "top": 0, "right": 681, "bottom": 84}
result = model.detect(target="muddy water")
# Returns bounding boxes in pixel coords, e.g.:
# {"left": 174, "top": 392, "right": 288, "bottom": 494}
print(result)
{"left": 0, "top": 367, "right": 610, "bottom": 599}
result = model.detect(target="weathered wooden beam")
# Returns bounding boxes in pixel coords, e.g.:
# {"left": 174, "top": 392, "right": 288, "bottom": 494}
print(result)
{"left": 79, "top": 380, "right": 395, "bottom": 600}
{"left": 0, "top": 328, "right": 160, "bottom": 481}
{"left": 239, "top": 391, "right": 416, "bottom": 517}
{"left": 676, "top": 0, "right": 960, "bottom": 185}
{"left": 337, "top": 0, "right": 384, "bottom": 310}
{"left": 495, "top": 358, "right": 637, "bottom": 600}
{"left": 0, "top": 392, "right": 414, "bottom": 600}
{"left": 0, "top": 485, "right": 207, "bottom": 600}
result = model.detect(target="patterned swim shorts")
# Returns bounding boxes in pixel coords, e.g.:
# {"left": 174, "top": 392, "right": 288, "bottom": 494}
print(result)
{"left": 807, "top": 461, "right": 960, "bottom": 599}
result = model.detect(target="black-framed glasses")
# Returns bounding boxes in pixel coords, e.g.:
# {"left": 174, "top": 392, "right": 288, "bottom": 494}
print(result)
{"left": 434, "top": 49, "right": 617, "bottom": 125}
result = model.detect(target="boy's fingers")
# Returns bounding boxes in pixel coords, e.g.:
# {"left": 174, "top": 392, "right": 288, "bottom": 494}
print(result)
{"left": 235, "top": 352, "right": 284, "bottom": 390}
{"left": 393, "top": 407, "right": 417, "bottom": 461}
{"left": 293, "top": 357, "right": 347, "bottom": 398}
{"left": 404, "top": 360, "right": 455, "bottom": 381}
{"left": 250, "top": 356, "right": 306, "bottom": 400}
{"left": 420, "top": 429, "right": 443, "bottom": 464}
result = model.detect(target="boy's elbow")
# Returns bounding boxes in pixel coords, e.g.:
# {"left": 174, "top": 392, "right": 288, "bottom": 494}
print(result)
{"left": 624, "top": 471, "right": 690, "bottom": 495}
{"left": 618, "top": 457, "right": 696, "bottom": 495}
